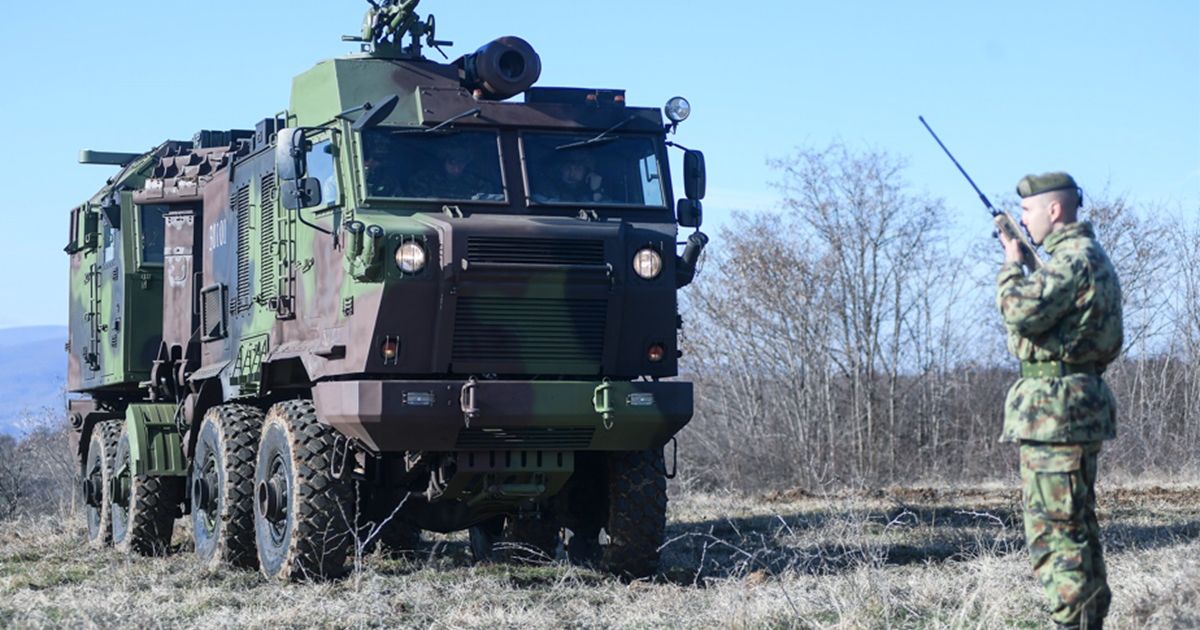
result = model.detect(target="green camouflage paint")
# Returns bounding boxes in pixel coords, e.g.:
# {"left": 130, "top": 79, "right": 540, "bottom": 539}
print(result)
{"left": 67, "top": 4, "right": 702, "bottom": 548}
{"left": 67, "top": 154, "right": 165, "bottom": 393}
{"left": 124, "top": 404, "right": 186, "bottom": 477}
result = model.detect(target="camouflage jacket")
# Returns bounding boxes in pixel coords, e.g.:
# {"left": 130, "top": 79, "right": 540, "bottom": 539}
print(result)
{"left": 996, "top": 221, "right": 1123, "bottom": 443}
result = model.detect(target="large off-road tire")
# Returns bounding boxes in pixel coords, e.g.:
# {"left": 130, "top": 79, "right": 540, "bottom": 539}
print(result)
{"left": 468, "top": 514, "right": 560, "bottom": 564}
{"left": 191, "top": 404, "right": 264, "bottom": 569}
{"left": 372, "top": 504, "right": 424, "bottom": 556}
{"left": 83, "top": 421, "right": 120, "bottom": 548}
{"left": 373, "top": 517, "right": 421, "bottom": 558}
{"left": 254, "top": 400, "right": 355, "bottom": 581}
{"left": 503, "top": 514, "right": 561, "bottom": 564}
{"left": 468, "top": 516, "right": 505, "bottom": 562}
{"left": 564, "top": 453, "right": 606, "bottom": 566}
{"left": 111, "top": 425, "right": 182, "bottom": 556}
{"left": 565, "top": 526, "right": 601, "bottom": 566}
{"left": 602, "top": 448, "right": 667, "bottom": 579}
{"left": 361, "top": 486, "right": 421, "bottom": 558}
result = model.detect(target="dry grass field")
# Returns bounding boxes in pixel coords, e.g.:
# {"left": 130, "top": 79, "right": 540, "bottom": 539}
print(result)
{"left": 1, "top": 483, "right": 1197, "bottom": 629}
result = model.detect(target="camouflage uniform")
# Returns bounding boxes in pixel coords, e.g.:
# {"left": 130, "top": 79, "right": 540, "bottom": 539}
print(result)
{"left": 406, "top": 167, "right": 497, "bottom": 200}
{"left": 997, "top": 213, "right": 1123, "bottom": 628}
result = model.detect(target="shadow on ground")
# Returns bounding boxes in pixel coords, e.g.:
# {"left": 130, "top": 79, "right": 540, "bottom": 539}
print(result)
{"left": 655, "top": 496, "right": 1200, "bottom": 585}
{"left": 187, "top": 487, "right": 1200, "bottom": 588}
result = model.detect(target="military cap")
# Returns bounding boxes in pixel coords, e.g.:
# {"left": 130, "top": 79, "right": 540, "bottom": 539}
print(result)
{"left": 1016, "top": 172, "right": 1078, "bottom": 198}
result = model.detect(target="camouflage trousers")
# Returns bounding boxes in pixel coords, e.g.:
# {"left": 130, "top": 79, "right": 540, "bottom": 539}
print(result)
{"left": 1019, "top": 441, "right": 1110, "bottom": 628}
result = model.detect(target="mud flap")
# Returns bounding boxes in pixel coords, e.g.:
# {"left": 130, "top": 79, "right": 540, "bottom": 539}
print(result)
{"left": 125, "top": 403, "right": 187, "bottom": 477}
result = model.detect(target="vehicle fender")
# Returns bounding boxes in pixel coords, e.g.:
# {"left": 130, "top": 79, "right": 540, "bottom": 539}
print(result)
{"left": 124, "top": 403, "right": 187, "bottom": 477}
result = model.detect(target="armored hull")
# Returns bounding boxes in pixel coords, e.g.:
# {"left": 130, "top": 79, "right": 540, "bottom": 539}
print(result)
{"left": 66, "top": 3, "right": 707, "bottom": 579}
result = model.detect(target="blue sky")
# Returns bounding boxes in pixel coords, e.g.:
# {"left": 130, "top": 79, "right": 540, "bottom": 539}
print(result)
{"left": 0, "top": 0, "right": 1196, "bottom": 327}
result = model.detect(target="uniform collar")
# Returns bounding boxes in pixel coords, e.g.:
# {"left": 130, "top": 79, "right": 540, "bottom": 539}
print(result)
{"left": 1043, "top": 221, "right": 1094, "bottom": 254}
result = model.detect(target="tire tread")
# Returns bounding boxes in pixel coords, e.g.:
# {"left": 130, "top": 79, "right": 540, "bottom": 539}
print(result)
{"left": 602, "top": 449, "right": 667, "bottom": 578}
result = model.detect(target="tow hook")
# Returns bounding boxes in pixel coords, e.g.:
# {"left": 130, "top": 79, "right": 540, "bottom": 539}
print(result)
{"left": 593, "top": 379, "right": 615, "bottom": 430}
{"left": 460, "top": 377, "right": 479, "bottom": 428}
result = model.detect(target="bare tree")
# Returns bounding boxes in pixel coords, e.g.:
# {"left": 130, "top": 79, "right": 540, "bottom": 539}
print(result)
{"left": 0, "top": 409, "right": 77, "bottom": 521}
{"left": 0, "top": 434, "right": 25, "bottom": 519}
{"left": 680, "top": 146, "right": 1198, "bottom": 491}
{"left": 683, "top": 144, "right": 981, "bottom": 488}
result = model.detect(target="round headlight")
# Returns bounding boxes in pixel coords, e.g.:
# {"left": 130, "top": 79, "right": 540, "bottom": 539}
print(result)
{"left": 395, "top": 241, "right": 427, "bottom": 274}
{"left": 633, "top": 247, "right": 663, "bottom": 280}
{"left": 664, "top": 96, "right": 691, "bottom": 123}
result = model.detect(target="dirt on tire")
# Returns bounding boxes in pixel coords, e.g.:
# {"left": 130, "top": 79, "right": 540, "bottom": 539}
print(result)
{"left": 192, "top": 404, "right": 264, "bottom": 569}
{"left": 603, "top": 449, "right": 667, "bottom": 578}
{"left": 112, "top": 425, "right": 181, "bottom": 556}
{"left": 83, "top": 421, "right": 121, "bottom": 548}
{"left": 254, "top": 400, "right": 355, "bottom": 581}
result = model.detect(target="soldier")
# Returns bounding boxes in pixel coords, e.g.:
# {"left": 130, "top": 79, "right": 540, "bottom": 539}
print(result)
{"left": 363, "top": 150, "right": 402, "bottom": 197}
{"left": 996, "top": 172, "right": 1123, "bottom": 629}
{"left": 407, "top": 146, "right": 497, "bottom": 200}
{"left": 543, "top": 152, "right": 606, "bottom": 203}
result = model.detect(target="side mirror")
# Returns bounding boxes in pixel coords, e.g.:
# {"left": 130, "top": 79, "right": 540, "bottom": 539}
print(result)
{"left": 65, "top": 205, "right": 98, "bottom": 254}
{"left": 280, "top": 178, "right": 322, "bottom": 210}
{"left": 677, "top": 199, "right": 703, "bottom": 228}
{"left": 275, "top": 128, "right": 306, "bottom": 182}
{"left": 683, "top": 150, "right": 706, "bottom": 201}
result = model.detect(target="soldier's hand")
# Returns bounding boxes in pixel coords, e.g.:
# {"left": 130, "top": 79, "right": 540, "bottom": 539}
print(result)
{"left": 998, "top": 230, "right": 1023, "bottom": 264}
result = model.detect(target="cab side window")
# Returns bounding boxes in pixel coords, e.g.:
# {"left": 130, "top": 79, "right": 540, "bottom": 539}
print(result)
{"left": 307, "top": 140, "right": 339, "bottom": 206}
{"left": 101, "top": 214, "right": 118, "bottom": 266}
{"left": 139, "top": 205, "right": 169, "bottom": 265}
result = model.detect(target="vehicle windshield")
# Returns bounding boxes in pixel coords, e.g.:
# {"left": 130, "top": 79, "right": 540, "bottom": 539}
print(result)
{"left": 360, "top": 129, "right": 505, "bottom": 202}
{"left": 523, "top": 133, "right": 666, "bottom": 207}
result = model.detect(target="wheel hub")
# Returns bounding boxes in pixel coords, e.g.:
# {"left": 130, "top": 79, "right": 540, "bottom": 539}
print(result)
{"left": 193, "top": 477, "right": 213, "bottom": 512}
{"left": 257, "top": 477, "right": 287, "bottom": 522}
{"left": 111, "top": 468, "right": 131, "bottom": 508}
{"left": 82, "top": 476, "right": 103, "bottom": 507}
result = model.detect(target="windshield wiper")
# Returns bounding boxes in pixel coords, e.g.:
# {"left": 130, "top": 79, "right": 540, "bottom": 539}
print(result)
{"left": 425, "top": 107, "right": 482, "bottom": 133}
{"left": 555, "top": 115, "right": 637, "bottom": 150}
{"left": 347, "top": 94, "right": 401, "bottom": 132}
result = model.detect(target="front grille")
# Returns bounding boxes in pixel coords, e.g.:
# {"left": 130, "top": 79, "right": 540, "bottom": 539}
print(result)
{"left": 467, "top": 236, "right": 605, "bottom": 266}
{"left": 455, "top": 427, "right": 595, "bottom": 450}
{"left": 453, "top": 297, "right": 606, "bottom": 369}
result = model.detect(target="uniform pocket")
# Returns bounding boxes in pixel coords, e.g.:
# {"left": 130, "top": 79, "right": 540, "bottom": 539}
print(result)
{"left": 1034, "top": 472, "right": 1077, "bottom": 521}
{"left": 1020, "top": 443, "right": 1084, "bottom": 521}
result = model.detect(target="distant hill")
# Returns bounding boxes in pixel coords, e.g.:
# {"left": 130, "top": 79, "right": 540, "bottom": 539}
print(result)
{"left": 0, "top": 326, "right": 67, "bottom": 435}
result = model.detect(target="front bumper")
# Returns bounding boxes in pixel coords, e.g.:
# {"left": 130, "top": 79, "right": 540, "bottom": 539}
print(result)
{"left": 312, "top": 379, "right": 693, "bottom": 453}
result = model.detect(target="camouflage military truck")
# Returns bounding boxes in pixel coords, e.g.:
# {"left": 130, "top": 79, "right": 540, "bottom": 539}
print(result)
{"left": 66, "top": 0, "right": 708, "bottom": 580}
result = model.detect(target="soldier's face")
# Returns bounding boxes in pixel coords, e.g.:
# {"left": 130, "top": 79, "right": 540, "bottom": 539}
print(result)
{"left": 1020, "top": 196, "right": 1052, "bottom": 245}
{"left": 562, "top": 162, "right": 586, "bottom": 184}
{"left": 445, "top": 157, "right": 467, "bottom": 176}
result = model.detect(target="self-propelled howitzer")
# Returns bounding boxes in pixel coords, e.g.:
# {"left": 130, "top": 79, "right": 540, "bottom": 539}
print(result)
{"left": 66, "top": 2, "right": 708, "bottom": 580}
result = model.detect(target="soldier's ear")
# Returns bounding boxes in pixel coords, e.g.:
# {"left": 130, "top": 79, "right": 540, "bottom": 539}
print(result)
{"left": 1046, "top": 198, "right": 1063, "bottom": 223}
